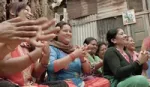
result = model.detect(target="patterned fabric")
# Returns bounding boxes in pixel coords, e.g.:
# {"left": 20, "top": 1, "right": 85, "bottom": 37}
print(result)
{"left": 87, "top": 54, "right": 103, "bottom": 74}
{"left": 2, "top": 44, "right": 48, "bottom": 87}
{"left": 6, "top": 45, "right": 34, "bottom": 86}
{"left": 47, "top": 46, "right": 110, "bottom": 87}
{"left": 47, "top": 46, "right": 83, "bottom": 86}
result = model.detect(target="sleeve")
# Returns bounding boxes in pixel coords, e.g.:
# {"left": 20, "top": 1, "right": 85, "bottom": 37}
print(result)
{"left": 104, "top": 48, "right": 141, "bottom": 80}
{"left": 47, "top": 46, "right": 58, "bottom": 73}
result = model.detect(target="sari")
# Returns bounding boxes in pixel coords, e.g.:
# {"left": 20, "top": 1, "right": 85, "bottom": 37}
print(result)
{"left": 3, "top": 44, "right": 48, "bottom": 87}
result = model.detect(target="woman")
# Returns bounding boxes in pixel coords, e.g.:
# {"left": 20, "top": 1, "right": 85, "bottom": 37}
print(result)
{"left": 83, "top": 37, "right": 110, "bottom": 86}
{"left": 126, "top": 36, "right": 148, "bottom": 77}
{"left": 47, "top": 21, "right": 109, "bottom": 87}
{"left": 0, "top": 2, "right": 66, "bottom": 87}
{"left": 96, "top": 41, "right": 107, "bottom": 60}
{"left": 103, "top": 28, "right": 149, "bottom": 87}
{"left": 83, "top": 37, "right": 103, "bottom": 75}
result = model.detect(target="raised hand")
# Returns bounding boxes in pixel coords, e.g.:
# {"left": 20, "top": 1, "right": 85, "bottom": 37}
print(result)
{"left": 0, "top": 17, "right": 39, "bottom": 44}
{"left": 72, "top": 46, "right": 87, "bottom": 60}
{"left": 25, "top": 18, "right": 60, "bottom": 47}
{"left": 39, "top": 41, "right": 50, "bottom": 65}
{"left": 137, "top": 51, "right": 149, "bottom": 65}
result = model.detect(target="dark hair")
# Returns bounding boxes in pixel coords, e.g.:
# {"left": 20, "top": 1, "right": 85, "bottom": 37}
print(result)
{"left": 7, "top": 2, "right": 27, "bottom": 19}
{"left": 83, "top": 37, "right": 97, "bottom": 45}
{"left": 54, "top": 21, "right": 71, "bottom": 40}
{"left": 106, "top": 28, "right": 120, "bottom": 47}
{"left": 55, "top": 21, "right": 71, "bottom": 29}
{"left": 96, "top": 41, "right": 107, "bottom": 55}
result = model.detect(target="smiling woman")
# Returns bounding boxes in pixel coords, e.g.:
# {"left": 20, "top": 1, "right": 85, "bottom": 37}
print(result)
{"left": 103, "top": 28, "right": 149, "bottom": 87}
{"left": 8, "top": 2, "right": 33, "bottom": 20}
{"left": 48, "top": 21, "right": 110, "bottom": 87}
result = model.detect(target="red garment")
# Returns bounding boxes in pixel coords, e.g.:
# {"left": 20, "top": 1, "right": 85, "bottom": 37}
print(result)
{"left": 6, "top": 46, "right": 31, "bottom": 86}
{"left": 65, "top": 77, "right": 110, "bottom": 87}
{"left": 4, "top": 45, "right": 48, "bottom": 87}
{"left": 84, "top": 77, "right": 110, "bottom": 87}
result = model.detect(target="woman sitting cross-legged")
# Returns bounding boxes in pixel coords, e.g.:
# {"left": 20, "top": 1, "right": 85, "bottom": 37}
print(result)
{"left": 47, "top": 21, "right": 110, "bottom": 87}
{"left": 103, "top": 28, "right": 149, "bottom": 87}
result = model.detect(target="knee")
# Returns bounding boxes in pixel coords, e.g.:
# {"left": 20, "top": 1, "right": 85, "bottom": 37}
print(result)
{"left": 133, "top": 75, "right": 148, "bottom": 84}
{"left": 117, "top": 75, "right": 149, "bottom": 87}
{"left": 128, "top": 75, "right": 149, "bottom": 86}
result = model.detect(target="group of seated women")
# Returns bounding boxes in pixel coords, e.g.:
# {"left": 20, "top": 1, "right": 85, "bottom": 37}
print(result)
{"left": 0, "top": 1, "right": 150, "bottom": 87}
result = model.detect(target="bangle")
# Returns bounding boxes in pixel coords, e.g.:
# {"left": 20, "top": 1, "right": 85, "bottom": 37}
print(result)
{"left": 136, "top": 60, "right": 141, "bottom": 65}
{"left": 69, "top": 53, "right": 76, "bottom": 61}
{"left": 81, "top": 59, "right": 86, "bottom": 63}
{"left": 27, "top": 53, "right": 34, "bottom": 63}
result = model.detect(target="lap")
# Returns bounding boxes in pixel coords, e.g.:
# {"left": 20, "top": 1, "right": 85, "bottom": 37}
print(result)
{"left": 84, "top": 77, "right": 110, "bottom": 87}
{"left": 117, "top": 75, "right": 149, "bottom": 87}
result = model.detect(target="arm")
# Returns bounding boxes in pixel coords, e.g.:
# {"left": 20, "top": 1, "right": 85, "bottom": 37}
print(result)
{"left": 48, "top": 46, "right": 86, "bottom": 73}
{"left": 32, "top": 42, "right": 50, "bottom": 78}
{"left": 48, "top": 46, "right": 73, "bottom": 73}
{"left": 32, "top": 60, "right": 47, "bottom": 78}
{"left": 104, "top": 48, "right": 141, "bottom": 80}
{"left": 0, "top": 47, "right": 42, "bottom": 76}
{"left": 94, "top": 62, "right": 103, "bottom": 72}
{"left": 80, "top": 57, "right": 91, "bottom": 74}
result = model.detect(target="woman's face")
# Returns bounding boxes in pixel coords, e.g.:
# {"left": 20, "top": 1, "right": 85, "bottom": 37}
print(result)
{"left": 98, "top": 44, "right": 107, "bottom": 59}
{"left": 126, "top": 37, "right": 135, "bottom": 51}
{"left": 18, "top": 5, "right": 33, "bottom": 20}
{"left": 88, "top": 40, "right": 98, "bottom": 55}
{"left": 112, "top": 29, "right": 127, "bottom": 46}
{"left": 57, "top": 24, "right": 72, "bottom": 45}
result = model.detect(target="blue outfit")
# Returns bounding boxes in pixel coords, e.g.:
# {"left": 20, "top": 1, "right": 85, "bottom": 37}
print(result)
{"left": 47, "top": 46, "right": 84, "bottom": 87}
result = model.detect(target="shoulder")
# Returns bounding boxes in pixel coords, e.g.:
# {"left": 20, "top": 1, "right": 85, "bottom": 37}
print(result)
{"left": 105, "top": 47, "right": 117, "bottom": 53}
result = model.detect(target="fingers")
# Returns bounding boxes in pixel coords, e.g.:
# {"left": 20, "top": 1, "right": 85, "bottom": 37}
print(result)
{"left": 43, "top": 27, "right": 60, "bottom": 35}
{"left": 16, "top": 26, "right": 40, "bottom": 31}
{"left": 14, "top": 17, "right": 48, "bottom": 27}
{"left": 41, "top": 19, "right": 56, "bottom": 30}
{"left": 6, "top": 17, "right": 23, "bottom": 23}
{"left": 30, "top": 39, "right": 44, "bottom": 47}
{"left": 37, "top": 33, "right": 56, "bottom": 41}
{"left": 14, "top": 31, "right": 37, "bottom": 37}
{"left": 11, "top": 37, "right": 30, "bottom": 42}
{"left": 14, "top": 20, "right": 37, "bottom": 27}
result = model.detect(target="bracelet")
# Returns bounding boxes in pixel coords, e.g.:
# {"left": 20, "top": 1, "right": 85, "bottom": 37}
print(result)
{"left": 69, "top": 53, "right": 76, "bottom": 61}
{"left": 27, "top": 53, "right": 34, "bottom": 63}
{"left": 81, "top": 59, "right": 86, "bottom": 63}
{"left": 136, "top": 60, "right": 141, "bottom": 65}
